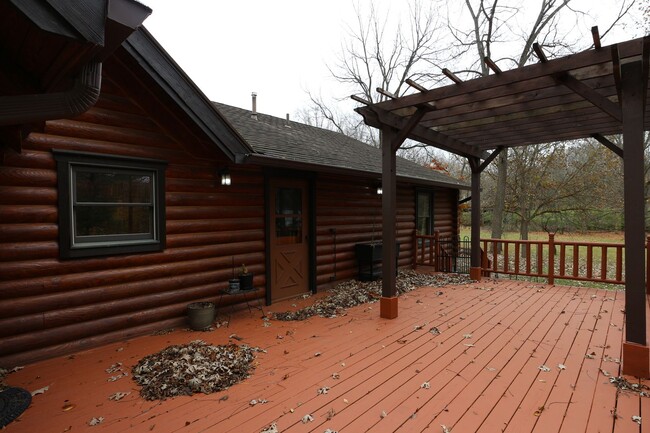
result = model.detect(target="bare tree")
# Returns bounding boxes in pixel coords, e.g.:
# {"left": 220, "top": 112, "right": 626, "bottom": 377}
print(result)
{"left": 299, "top": 0, "right": 445, "bottom": 147}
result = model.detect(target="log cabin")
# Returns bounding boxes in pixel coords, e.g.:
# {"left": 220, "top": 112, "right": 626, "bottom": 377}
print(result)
{"left": 0, "top": 0, "right": 468, "bottom": 367}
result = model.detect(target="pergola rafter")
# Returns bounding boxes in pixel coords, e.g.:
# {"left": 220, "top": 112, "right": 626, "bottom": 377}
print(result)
{"left": 355, "top": 34, "right": 650, "bottom": 377}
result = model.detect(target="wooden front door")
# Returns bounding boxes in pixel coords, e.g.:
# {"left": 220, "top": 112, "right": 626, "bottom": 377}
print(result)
{"left": 269, "top": 179, "right": 310, "bottom": 301}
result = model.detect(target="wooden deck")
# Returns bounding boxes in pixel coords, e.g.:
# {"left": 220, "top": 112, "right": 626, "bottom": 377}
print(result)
{"left": 3, "top": 279, "right": 649, "bottom": 433}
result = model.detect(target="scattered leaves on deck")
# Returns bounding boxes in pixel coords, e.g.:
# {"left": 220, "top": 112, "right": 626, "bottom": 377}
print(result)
{"left": 260, "top": 422, "right": 278, "bottom": 433}
{"left": 88, "top": 417, "right": 104, "bottom": 426}
{"left": 132, "top": 340, "right": 259, "bottom": 400}
{"left": 271, "top": 270, "right": 470, "bottom": 321}
{"left": 31, "top": 385, "right": 49, "bottom": 396}
{"left": 610, "top": 376, "right": 650, "bottom": 397}
{"left": 108, "top": 391, "right": 130, "bottom": 401}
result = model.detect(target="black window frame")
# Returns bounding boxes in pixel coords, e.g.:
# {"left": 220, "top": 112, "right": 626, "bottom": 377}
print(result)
{"left": 416, "top": 189, "right": 435, "bottom": 235}
{"left": 54, "top": 150, "right": 167, "bottom": 259}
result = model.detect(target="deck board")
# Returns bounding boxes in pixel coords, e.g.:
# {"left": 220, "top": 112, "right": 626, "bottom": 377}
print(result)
{"left": 2, "top": 278, "right": 648, "bottom": 433}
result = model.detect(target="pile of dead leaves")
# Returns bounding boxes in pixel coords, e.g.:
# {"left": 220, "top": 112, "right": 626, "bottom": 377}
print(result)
{"left": 610, "top": 376, "right": 650, "bottom": 397}
{"left": 272, "top": 270, "right": 470, "bottom": 321}
{"left": 132, "top": 340, "right": 259, "bottom": 400}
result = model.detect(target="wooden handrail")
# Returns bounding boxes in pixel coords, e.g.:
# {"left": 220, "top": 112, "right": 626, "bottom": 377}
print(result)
{"left": 413, "top": 232, "right": 650, "bottom": 287}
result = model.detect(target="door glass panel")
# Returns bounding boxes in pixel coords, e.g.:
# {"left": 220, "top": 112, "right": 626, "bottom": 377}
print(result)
{"left": 275, "top": 187, "right": 302, "bottom": 244}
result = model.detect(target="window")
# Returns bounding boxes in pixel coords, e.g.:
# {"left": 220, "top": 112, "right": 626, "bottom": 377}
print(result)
{"left": 417, "top": 191, "right": 434, "bottom": 235}
{"left": 54, "top": 150, "right": 166, "bottom": 258}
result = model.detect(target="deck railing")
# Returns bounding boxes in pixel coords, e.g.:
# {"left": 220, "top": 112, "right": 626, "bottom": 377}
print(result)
{"left": 413, "top": 231, "right": 650, "bottom": 290}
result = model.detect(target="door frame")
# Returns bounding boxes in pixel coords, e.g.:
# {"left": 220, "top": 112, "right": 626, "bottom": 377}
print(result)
{"left": 264, "top": 171, "right": 316, "bottom": 305}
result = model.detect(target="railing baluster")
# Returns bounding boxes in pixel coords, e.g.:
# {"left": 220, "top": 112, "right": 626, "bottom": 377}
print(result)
{"left": 504, "top": 242, "right": 509, "bottom": 273}
{"left": 586, "top": 246, "right": 593, "bottom": 279}
{"left": 559, "top": 243, "right": 566, "bottom": 277}
{"left": 601, "top": 246, "right": 607, "bottom": 281}
{"left": 573, "top": 244, "right": 579, "bottom": 278}
{"left": 616, "top": 246, "right": 623, "bottom": 282}
{"left": 515, "top": 243, "right": 520, "bottom": 274}
{"left": 526, "top": 242, "right": 532, "bottom": 276}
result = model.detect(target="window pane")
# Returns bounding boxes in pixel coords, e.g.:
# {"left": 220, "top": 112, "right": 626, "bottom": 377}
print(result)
{"left": 275, "top": 187, "right": 302, "bottom": 242}
{"left": 75, "top": 206, "right": 152, "bottom": 237}
{"left": 275, "top": 188, "right": 302, "bottom": 215}
{"left": 75, "top": 171, "right": 152, "bottom": 203}
{"left": 417, "top": 192, "right": 432, "bottom": 235}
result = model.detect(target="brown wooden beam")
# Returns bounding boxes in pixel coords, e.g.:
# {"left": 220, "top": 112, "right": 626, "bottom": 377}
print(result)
{"left": 591, "top": 26, "right": 601, "bottom": 49}
{"left": 621, "top": 59, "right": 647, "bottom": 352}
{"left": 406, "top": 78, "right": 429, "bottom": 93}
{"left": 591, "top": 133, "right": 623, "bottom": 158}
{"left": 390, "top": 107, "right": 428, "bottom": 153}
{"left": 363, "top": 107, "right": 488, "bottom": 159}
{"left": 478, "top": 147, "right": 504, "bottom": 172}
{"left": 351, "top": 94, "right": 371, "bottom": 105}
{"left": 469, "top": 156, "right": 482, "bottom": 280}
{"left": 555, "top": 72, "right": 622, "bottom": 122}
{"left": 380, "top": 125, "right": 398, "bottom": 315}
{"left": 484, "top": 57, "right": 502, "bottom": 74}
{"left": 533, "top": 43, "right": 548, "bottom": 63}
{"left": 377, "top": 88, "right": 397, "bottom": 100}
{"left": 442, "top": 68, "right": 463, "bottom": 84}
{"left": 373, "top": 36, "right": 644, "bottom": 113}
{"left": 611, "top": 45, "right": 623, "bottom": 106}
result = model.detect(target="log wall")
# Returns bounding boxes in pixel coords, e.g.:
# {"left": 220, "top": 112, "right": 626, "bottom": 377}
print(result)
{"left": 0, "top": 73, "right": 266, "bottom": 367}
{"left": 0, "top": 65, "right": 461, "bottom": 367}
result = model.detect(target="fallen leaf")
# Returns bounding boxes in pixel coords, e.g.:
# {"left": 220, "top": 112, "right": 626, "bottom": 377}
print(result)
{"left": 332, "top": 372, "right": 340, "bottom": 379}
{"left": 229, "top": 334, "right": 243, "bottom": 341}
{"left": 534, "top": 406, "right": 545, "bottom": 416}
{"left": 538, "top": 365, "right": 551, "bottom": 372}
{"left": 463, "top": 333, "right": 472, "bottom": 339}
{"left": 318, "top": 386, "right": 330, "bottom": 395}
{"left": 441, "top": 424, "right": 451, "bottom": 433}
{"left": 463, "top": 343, "right": 475, "bottom": 347}
{"left": 301, "top": 414, "right": 314, "bottom": 423}
{"left": 62, "top": 403, "right": 76, "bottom": 411}
{"left": 421, "top": 382, "right": 431, "bottom": 389}
{"left": 260, "top": 423, "right": 278, "bottom": 433}
{"left": 429, "top": 327, "right": 441, "bottom": 335}
{"left": 108, "top": 392, "right": 130, "bottom": 401}
{"left": 380, "top": 410, "right": 387, "bottom": 418}
{"left": 88, "top": 417, "right": 104, "bottom": 426}
{"left": 558, "top": 364, "right": 566, "bottom": 370}
{"left": 31, "top": 385, "right": 49, "bottom": 396}
{"left": 632, "top": 415, "right": 642, "bottom": 425}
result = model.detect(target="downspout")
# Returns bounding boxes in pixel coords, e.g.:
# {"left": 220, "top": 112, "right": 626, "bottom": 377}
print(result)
{"left": 0, "top": 61, "right": 102, "bottom": 126}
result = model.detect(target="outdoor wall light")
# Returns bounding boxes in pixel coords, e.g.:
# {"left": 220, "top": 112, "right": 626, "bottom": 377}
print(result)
{"left": 220, "top": 168, "right": 231, "bottom": 186}
{"left": 376, "top": 186, "right": 383, "bottom": 195}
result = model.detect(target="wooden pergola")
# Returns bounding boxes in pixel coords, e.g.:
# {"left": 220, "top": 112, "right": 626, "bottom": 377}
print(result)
{"left": 355, "top": 32, "right": 650, "bottom": 376}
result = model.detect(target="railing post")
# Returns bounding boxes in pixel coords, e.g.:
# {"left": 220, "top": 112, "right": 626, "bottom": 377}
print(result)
{"left": 646, "top": 235, "right": 650, "bottom": 294}
{"left": 434, "top": 230, "right": 440, "bottom": 272}
{"left": 548, "top": 233, "right": 555, "bottom": 285}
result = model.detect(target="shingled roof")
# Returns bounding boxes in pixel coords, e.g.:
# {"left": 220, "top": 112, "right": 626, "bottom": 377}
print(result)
{"left": 213, "top": 102, "right": 468, "bottom": 190}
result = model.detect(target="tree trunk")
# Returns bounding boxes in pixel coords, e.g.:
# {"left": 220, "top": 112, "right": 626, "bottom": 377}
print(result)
{"left": 490, "top": 150, "right": 508, "bottom": 253}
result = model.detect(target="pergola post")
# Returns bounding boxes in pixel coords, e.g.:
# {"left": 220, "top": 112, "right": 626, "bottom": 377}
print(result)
{"left": 621, "top": 59, "right": 649, "bottom": 377}
{"left": 469, "top": 157, "right": 482, "bottom": 281}
{"left": 380, "top": 125, "right": 398, "bottom": 319}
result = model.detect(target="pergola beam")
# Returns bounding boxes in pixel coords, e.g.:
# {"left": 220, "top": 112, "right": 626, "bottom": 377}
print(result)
{"left": 555, "top": 72, "right": 622, "bottom": 122}
{"left": 591, "top": 133, "right": 623, "bottom": 158}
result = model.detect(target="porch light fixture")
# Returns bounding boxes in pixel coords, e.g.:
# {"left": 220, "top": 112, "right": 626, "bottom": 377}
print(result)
{"left": 220, "top": 168, "right": 231, "bottom": 186}
{"left": 376, "top": 186, "right": 383, "bottom": 195}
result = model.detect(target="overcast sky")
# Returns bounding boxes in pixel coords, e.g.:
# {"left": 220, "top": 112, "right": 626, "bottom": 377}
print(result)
{"left": 141, "top": 1, "right": 642, "bottom": 120}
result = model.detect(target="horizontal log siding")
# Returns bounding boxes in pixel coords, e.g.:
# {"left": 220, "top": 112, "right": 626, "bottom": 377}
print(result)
{"left": 0, "top": 76, "right": 265, "bottom": 367}
{"left": 434, "top": 188, "right": 459, "bottom": 239}
{"left": 314, "top": 176, "right": 416, "bottom": 289}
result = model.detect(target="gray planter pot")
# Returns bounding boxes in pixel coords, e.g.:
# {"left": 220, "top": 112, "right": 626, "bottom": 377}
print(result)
{"left": 187, "top": 302, "right": 216, "bottom": 330}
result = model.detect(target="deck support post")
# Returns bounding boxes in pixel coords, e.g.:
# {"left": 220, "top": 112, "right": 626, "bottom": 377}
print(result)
{"left": 621, "top": 58, "right": 649, "bottom": 377}
{"left": 378, "top": 109, "right": 428, "bottom": 319}
{"left": 469, "top": 157, "right": 482, "bottom": 281}
{"left": 380, "top": 125, "right": 398, "bottom": 318}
